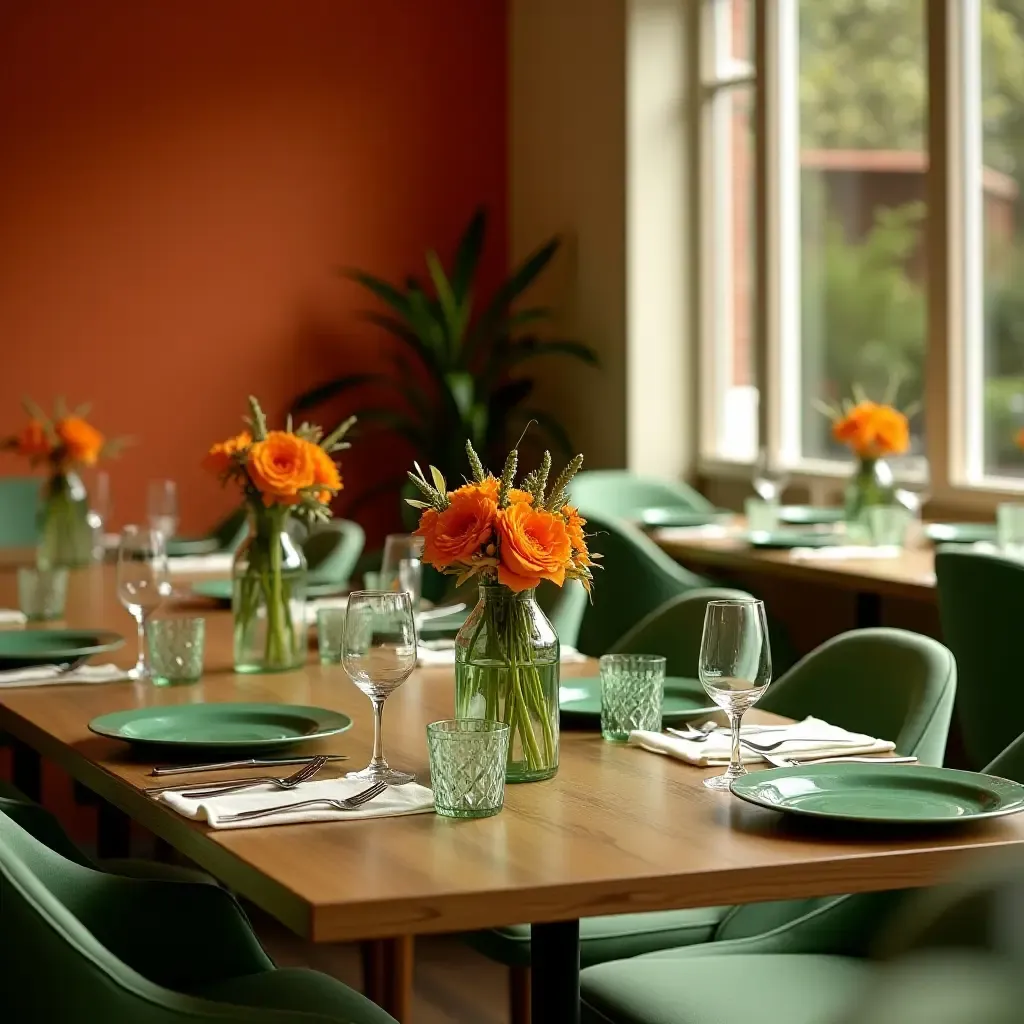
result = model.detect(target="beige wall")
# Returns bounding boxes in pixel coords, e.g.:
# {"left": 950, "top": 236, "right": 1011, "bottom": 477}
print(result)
{"left": 509, "top": 0, "right": 696, "bottom": 479}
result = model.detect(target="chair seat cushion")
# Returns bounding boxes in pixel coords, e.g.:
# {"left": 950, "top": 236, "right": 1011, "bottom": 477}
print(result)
{"left": 467, "top": 907, "right": 730, "bottom": 968}
{"left": 190, "top": 967, "right": 397, "bottom": 1023}
{"left": 581, "top": 953, "right": 869, "bottom": 1024}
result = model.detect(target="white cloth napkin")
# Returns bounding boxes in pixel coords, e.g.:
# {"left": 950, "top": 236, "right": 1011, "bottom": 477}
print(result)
{"left": 0, "top": 663, "right": 130, "bottom": 688}
{"left": 653, "top": 524, "right": 737, "bottom": 541}
{"left": 160, "top": 777, "right": 435, "bottom": 830}
{"left": 167, "top": 553, "right": 235, "bottom": 575}
{"left": 415, "top": 642, "right": 587, "bottom": 667}
{"left": 789, "top": 545, "right": 901, "bottom": 562}
{"left": 0, "top": 610, "right": 28, "bottom": 627}
{"left": 628, "top": 716, "right": 895, "bottom": 766}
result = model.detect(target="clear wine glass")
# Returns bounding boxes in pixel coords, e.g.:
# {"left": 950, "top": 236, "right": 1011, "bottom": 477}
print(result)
{"left": 381, "top": 534, "right": 425, "bottom": 608}
{"left": 117, "top": 526, "right": 171, "bottom": 680}
{"left": 752, "top": 448, "right": 789, "bottom": 503}
{"left": 342, "top": 590, "right": 417, "bottom": 784}
{"left": 147, "top": 479, "right": 179, "bottom": 541}
{"left": 698, "top": 598, "right": 772, "bottom": 791}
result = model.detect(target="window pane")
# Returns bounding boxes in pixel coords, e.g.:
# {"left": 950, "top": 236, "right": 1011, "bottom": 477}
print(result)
{"left": 706, "top": 83, "right": 757, "bottom": 461}
{"left": 981, "top": 0, "right": 1024, "bottom": 478}
{"left": 796, "top": 0, "right": 927, "bottom": 463}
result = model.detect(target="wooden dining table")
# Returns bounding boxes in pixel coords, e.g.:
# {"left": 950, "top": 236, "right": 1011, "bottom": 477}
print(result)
{"left": 3, "top": 564, "right": 1024, "bottom": 1024}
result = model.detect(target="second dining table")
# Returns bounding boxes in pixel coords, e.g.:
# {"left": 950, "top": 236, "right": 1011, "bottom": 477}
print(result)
{"left": 2, "top": 565, "right": 1024, "bottom": 1024}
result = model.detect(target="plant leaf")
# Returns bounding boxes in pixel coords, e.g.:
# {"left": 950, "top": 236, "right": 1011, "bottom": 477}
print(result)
{"left": 451, "top": 207, "right": 486, "bottom": 305}
{"left": 429, "top": 465, "right": 448, "bottom": 495}
{"left": 517, "top": 408, "right": 576, "bottom": 460}
{"left": 445, "top": 371, "right": 476, "bottom": 419}
{"left": 501, "top": 337, "right": 599, "bottom": 371}
{"left": 291, "top": 374, "right": 386, "bottom": 413}
{"left": 345, "top": 270, "right": 414, "bottom": 320}
{"left": 426, "top": 250, "right": 465, "bottom": 354}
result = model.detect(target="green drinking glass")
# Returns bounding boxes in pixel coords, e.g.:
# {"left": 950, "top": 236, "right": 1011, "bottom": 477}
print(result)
{"left": 18, "top": 567, "right": 69, "bottom": 622}
{"left": 317, "top": 605, "right": 348, "bottom": 664}
{"left": 147, "top": 617, "right": 205, "bottom": 686}
{"left": 600, "top": 653, "right": 666, "bottom": 742}
{"left": 427, "top": 719, "right": 510, "bottom": 818}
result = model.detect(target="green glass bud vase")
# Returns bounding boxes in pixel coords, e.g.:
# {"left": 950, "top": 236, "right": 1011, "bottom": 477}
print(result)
{"left": 844, "top": 456, "right": 896, "bottom": 541}
{"left": 454, "top": 584, "right": 559, "bottom": 783}
{"left": 37, "top": 471, "right": 93, "bottom": 569}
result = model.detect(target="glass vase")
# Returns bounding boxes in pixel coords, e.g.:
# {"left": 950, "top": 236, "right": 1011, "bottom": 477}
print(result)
{"left": 232, "top": 507, "right": 308, "bottom": 673}
{"left": 844, "top": 457, "right": 895, "bottom": 540}
{"left": 37, "top": 471, "right": 92, "bottom": 569}
{"left": 454, "top": 584, "right": 559, "bottom": 783}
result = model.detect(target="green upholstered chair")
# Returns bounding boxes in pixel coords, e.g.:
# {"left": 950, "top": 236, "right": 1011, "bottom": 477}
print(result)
{"left": 302, "top": 518, "right": 365, "bottom": 589}
{"left": 578, "top": 730, "right": 1024, "bottom": 1024}
{"left": 0, "top": 806, "right": 397, "bottom": 1023}
{"left": 935, "top": 547, "right": 1024, "bottom": 770}
{"left": 575, "top": 512, "right": 710, "bottom": 657}
{"left": 470, "top": 627, "right": 956, "bottom": 1023}
{"left": 0, "top": 475, "right": 41, "bottom": 547}
{"left": 167, "top": 506, "right": 250, "bottom": 557}
{"left": 568, "top": 470, "right": 714, "bottom": 520}
{"left": 538, "top": 578, "right": 589, "bottom": 649}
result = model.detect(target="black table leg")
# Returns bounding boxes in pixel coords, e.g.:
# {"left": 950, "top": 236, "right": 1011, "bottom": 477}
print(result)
{"left": 11, "top": 739, "right": 42, "bottom": 802}
{"left": 855, "top": 591, "right": 882, "bottom": 629}
{"left": 532, "top": 919, "right": 581, "bottom": 1024}
{"left": 96, "top": 801, "right": 132, "bottom": 859}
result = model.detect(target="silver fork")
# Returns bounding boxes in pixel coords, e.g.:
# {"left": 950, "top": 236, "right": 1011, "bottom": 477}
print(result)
{"left": 147, "top": 756, "right": 328, "bottom": 798}
{"left": 217, "top": 781, "right": 389, "bottom": 823}
{"left": 667, "top": 726, "right": 864, "bottom": 753}
{"left": 754, "top": 749, "right": 918, "bottom": 768}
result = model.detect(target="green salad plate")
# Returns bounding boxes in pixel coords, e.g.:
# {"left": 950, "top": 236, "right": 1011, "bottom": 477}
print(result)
{"left": 560, "top": 676, "right": 716, "bottom": 728}
{"left": 746, "top": 531, "right": 839, "bottom": 550}
{"left": 730, "top": 763, "right": 1024, "bottom": 826}
{"left": 166, "top": 537, "right": 220, "bottom": 557}
{"left": 89, "top": 703, "right": 353, "bottom": 751}
{"left": 0, "top": 629, "right": 124, "bottom": 671}
{"left": 190, "top": 579, "right": 347, "bottom": 604}
{"left": 635, "top": 507, "right": 727, "bottom": 529}
{"left": 778, "top": 505, "right": 845, "bottom": 526}
{"left": 926, "top": 522, "right": 997, "bottom": 545}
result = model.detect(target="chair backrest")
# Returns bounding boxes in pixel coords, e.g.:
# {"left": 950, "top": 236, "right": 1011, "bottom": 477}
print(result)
{"left": 568, "top": 470, "right": 714, "bottom": 520}
{"left": 537, "top": 579, "right": 589, "bottom": 649}
{"left": 759, "top": 627, "right": 957, "bottom": 766}
{"left": 935, "top": 548, "right": 1024, "bottom": 770}
{"left": 0, "top": 475, "right": 41, "bottom": 547}
{"left": 212, "top": 506, "right": 250, "bottom": 552}
{"left": 608, "top": 587, "right": 753, "bottom": 676}
{"left": 302, "top": 519, "right": 365, "bottom": 587}
{"left": 575, "top": 511, "right": 709, "bottom": 657}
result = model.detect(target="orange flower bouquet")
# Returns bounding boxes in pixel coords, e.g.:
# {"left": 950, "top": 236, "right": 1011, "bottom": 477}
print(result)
{"left": 2, "top": 398, "right": 126, "bottom": 568}
{"left": 204, "top": 395, "right": 354, "bottom": 673}
{"left": 407, "top": 440, "right": 594, "bottom": 781}
{"left": 815, "top": 385, "right": 916, "bottom": 524}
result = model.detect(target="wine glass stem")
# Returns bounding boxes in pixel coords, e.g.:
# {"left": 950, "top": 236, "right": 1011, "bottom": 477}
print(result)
{"left": 369, "top": 697, "right": 388, "bottom": 771}
{"left": 727, "top": 708, "right": 744, "bottom": 776}
{"left": 135, "top": 614, "right": 147, "bottom": 675}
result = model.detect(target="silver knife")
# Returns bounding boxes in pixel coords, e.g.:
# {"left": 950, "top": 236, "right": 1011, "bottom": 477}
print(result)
{"left": 148, "top": 755, "right": 348, "bottom": 777}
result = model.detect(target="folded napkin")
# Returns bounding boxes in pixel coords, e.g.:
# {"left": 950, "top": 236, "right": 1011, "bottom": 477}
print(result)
{"left": 0, "top": 609, "right": 28, "bottom": 627}
{"left": 415, "top": 641, "right": 587, "bottom": 667}
{"left": 628, "top": 716, "right": 895, "bottom": 766}
{"left": 653, "top": 524, "right": 737, "bottom": 541}
{"left": 161, "top": 777, "right": 435, "bottom": 830}
{"left": 0, "top": 663, "right": 130, "bottom": 688}
{"left": 167, "top": 553, "right": 235, "bottom": 575}
{"left": 789, "top": 545, "right": 901, "bottom": 562}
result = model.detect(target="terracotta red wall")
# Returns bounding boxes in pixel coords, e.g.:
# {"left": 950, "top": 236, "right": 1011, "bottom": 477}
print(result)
{"left": 0, "top": 0, "right": 507, "bottom": 538}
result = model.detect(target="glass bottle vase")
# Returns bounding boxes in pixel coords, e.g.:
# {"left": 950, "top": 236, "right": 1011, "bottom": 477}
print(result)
{"left": 37, "top": 471, "right": 93, "bottom": 569}
{"left": 454, "top": 584, "right": 559, "bottom": 783}
{"left": 844, "top": 456, "right": 895, "bottom": 540}
{"left": 232, "top": 507, "right": 308, "bottom": 673}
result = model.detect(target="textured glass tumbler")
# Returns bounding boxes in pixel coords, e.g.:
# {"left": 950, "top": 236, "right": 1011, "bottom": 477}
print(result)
{"left": 427, "top": 719, "right": 510, "bottom": 818}
{"left": 744, "top": 497, "right": 780, "bottom": 535}
{"left": 600, "top": 654, "right": 666, "bottom": 742}
{"left": 18, "top": 567, "right": 68, "bottom": 621}
{"left": 317, "top": 606, "right": 348, "bottom": 664}
{"left": 147, "top": 618, "right": 205, "bottom": 686}
{"left": 997, "top": 503, "right": 1024, "bottom": 557}
{"left": 866, "top": 505, "right": 911, "bottom": 547}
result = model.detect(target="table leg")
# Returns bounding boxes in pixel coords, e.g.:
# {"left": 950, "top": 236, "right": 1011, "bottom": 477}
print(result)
{"left": 382, "top": 935, "right": 414, "bottom": 1021}
{"left": 361, "top": 940, "right": 386, "bottom": 1005}
{"left": 855, "top": 592, "right": 882, "bottom": 629}
{"left": 96, "top": 800, "right": 132, "bottom": 859}
{"left": 11, "top": 739, "right": 41, "bottom": 802}
{"left": 531, "top": 920, "right": 580, "bottom": 1024}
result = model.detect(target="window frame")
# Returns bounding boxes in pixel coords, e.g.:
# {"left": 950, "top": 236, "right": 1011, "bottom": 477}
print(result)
{"left": 696, "top": 0, "right": 1024, "bottom": 509}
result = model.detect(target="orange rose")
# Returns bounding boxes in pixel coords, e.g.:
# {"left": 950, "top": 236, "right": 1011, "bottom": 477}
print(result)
{"left": 247, "top": 431, "right": 316, "bottom": 505}
{"left": 55, "top": 416, "right": 104, "bottom": 466}
{"left": 15, "top": 419, "right": 51, "bottom": 458}
{"left": 417, "top": 487, "right": 496, "bottom": 568}
{"left": 562, "top": 504, "right": 591, "bottom": 565}
{"left": 452, "top": 477, "right": 532, "bottom": 505}
{"left": 202, "top": 430, "right": 252, "bottom": 476}
{"left": 310, "top": 444, "right": 342, "bottom": 503}
{"left": 496, "top": 501, "right": 572, "bottom": 592}
{"left": 832, "top": 401, "right": 909, "bottom": 458}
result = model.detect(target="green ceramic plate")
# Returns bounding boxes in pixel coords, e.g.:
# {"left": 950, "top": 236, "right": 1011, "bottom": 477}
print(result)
{"left": 190, "top": 580, "right": 348, "bottom": 604}
{"left": 559, "top": 676, "right": 716, "bottom": 727}
{"left": 166, "top": 537, "right": 220, "bottom": 557}
{"left": 746, "top": 531, "right": 839, "bottom": 550}
{"left": 89, "top": 703, "right": 353, "bottom": 750}
{"left": 0, "top": 630, "right": 125, "bottom": 670}
{"left": 730, "top": 763, "right": 1024, "bottom": 825}
{"left": 926, "top": 522, "right": 997, "bottom": 545}
{"left": 779, "top": 505, "right": 845, "bottom": 526}
{"left": 636, "top": 507, "right": 726, "bottom": 529}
